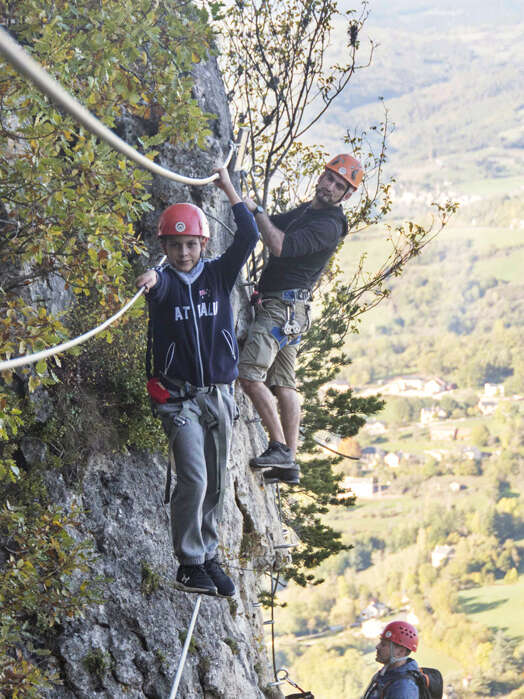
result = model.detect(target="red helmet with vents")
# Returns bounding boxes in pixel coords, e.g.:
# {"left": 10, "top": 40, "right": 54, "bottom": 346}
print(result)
{"left": 380, "top": 621, "right": 418, "bottom": 652}
{"left": 157, "top": 203, "right": 210, "bottom": 239}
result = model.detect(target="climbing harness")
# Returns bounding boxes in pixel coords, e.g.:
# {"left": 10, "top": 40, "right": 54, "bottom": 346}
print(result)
{"left": 0, "top": 27, "right": 234, "bottom": 186}
{"left": 262, "top": 288, "right": 312, "bottom": 336}
{"left": 148, "top": 376, "right": 230, "bottom": 505}
{"left": 168, "top": 594, "right": 202, "bottom": 699}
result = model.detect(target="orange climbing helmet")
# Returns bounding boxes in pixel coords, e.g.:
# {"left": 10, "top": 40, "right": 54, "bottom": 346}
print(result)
{"left": 157, "top": 203, "right": 210, "bottom": 239}
{"left": 380, "top": 621, "right": 418, "bottom": 652}
{"left": 325, "top": 154, "right": 364, "bottom": 189}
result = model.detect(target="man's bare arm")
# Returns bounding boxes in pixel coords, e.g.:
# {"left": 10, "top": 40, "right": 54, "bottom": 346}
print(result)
{"left": 243, "top": 197, "right": 284, "bottom": 256}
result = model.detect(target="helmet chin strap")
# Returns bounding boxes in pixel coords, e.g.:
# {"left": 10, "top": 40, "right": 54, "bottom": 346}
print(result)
{"left": 386, "top": 641, "right": 411, "bottom": 668}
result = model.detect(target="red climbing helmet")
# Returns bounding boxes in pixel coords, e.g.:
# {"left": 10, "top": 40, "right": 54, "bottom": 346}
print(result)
{"left": 157, "top": 203, "right": 210, "bottom": 239}
{"left": 380, "top": 621, "right": 418, "bottom": 652}
{"left": 325, "top": 154, "right": 364, "bottom": 189}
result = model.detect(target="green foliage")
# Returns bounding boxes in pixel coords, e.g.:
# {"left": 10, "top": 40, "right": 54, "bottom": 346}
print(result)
{"left": 280, "top": 641, "right": 370, "bottom": 699}
{"left": 83, "top": 648, "right": 112, "bottom": 679}
{"left": 339, "top": 224, "right": 524, "bottom": 392}
{"left": 471, "top": 423, "right": 490, "bottom": 448}
{"left": 140, "top": 561, "right": 162, "bottom": 597}
{"left": 267, "top": 4, "right": 524, "bottom": 693}
{"left": 227, "top": 597, "right": 238, "bottom": 618}
{"left": 72, "top": 304, "right": 165, "bottom": 454}
{"left": 223, "top": 637, "right": 239, "bottom": 655}
{"left": 0, "top": 2, "right": 216, "bottom": 694}
{"left": 0, "top": 0, "right": 214, "bottom": 423}
{"left": 178, "top": 629, "right": 198, "bottom": 655}
{"left": 0, "top": 503, "right": 103, "bottom": 695}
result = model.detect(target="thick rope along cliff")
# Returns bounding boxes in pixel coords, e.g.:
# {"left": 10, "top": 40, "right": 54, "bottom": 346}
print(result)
{"left": 0, "top": 27, "right": 234, "bottom": 185}
{"left": 0, "top": 28, "right": 236, "bottom": 371}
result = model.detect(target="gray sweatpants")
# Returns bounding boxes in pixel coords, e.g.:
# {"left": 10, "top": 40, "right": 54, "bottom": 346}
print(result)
{"left": 156, "top": 384, "right": 236, "bottom": 566}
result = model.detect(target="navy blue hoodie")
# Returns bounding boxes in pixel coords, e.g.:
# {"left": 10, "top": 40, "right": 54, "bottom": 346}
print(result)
{"left": 147, "top": 202, "right": 259, "bottom": 387}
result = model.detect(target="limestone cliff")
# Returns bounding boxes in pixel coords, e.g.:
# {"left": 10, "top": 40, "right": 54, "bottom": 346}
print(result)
{"left": 34, "top": 55, "right": 288, "bottom": 699}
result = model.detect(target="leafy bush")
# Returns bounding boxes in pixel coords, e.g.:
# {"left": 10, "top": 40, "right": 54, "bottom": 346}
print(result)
{"left": 0, "top": 503, "right": 102, "bottom": 695}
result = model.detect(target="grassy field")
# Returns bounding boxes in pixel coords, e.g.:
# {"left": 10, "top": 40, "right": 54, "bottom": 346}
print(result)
{"left": 458, "top": 577, "right": 524, "bottom": 640}
{"left": 474, "top": 247, "right": 524, "bottom": 283}
{"left": 458, "top": 175, "right": 524, "bottom": 197}
{"left": 325, "top": 496, "right": 414, "bottom": 539}
{"left": 339, "top": 221, "right": 523, "bottom": 279}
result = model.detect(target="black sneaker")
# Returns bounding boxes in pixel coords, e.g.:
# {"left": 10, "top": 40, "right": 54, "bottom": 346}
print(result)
{"left": 204, "top": 557, "right": 236, "bottom": 597}
{"left": 175, "top": 564, "right": 217, "bottom": 595}
{"left": 263, "top": 465, "right": 300, "bottom": 485}
{"left": 250, "top": 441, "right": 293, "bottom": 469}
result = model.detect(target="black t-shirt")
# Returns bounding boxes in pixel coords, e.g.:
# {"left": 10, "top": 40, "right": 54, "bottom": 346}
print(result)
{"left": 258, "top": 202, "right": 348, "bottom": 292}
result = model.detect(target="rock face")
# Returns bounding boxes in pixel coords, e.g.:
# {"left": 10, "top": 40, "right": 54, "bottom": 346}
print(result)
{"left": 41, "top": 54, "right": 287, "bottom": 699}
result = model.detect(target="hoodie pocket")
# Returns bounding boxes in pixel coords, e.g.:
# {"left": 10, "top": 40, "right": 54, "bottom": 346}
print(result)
{"left": 221, "top": 330, "right": 236, "bottom": 360}
{"left": 163, "top": 342, "right": 176, "bottom": 374}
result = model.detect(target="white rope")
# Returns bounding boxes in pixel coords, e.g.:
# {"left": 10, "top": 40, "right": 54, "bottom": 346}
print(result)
{"left": 169, "top": 594, "right": 202, "bottom": 699}
{"left": 0, "top": 256, "right": 166, "bottom": 371}
{"left": 0, "top": 26, "right": 234, "bottom": 184}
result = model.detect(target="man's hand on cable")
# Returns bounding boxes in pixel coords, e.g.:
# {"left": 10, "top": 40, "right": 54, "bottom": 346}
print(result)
{"left": 243, "top": 197, "right": 284, "bottom": 256}
{"left": 136, "top": 269, "right": 158, "bottom": 293}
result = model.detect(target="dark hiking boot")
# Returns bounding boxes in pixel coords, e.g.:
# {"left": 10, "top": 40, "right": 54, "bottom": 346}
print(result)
{"left": 175, "top": 564, "right": 217, "bottom": 595}
{"left": 204, "top": 556, "right": 236, "bottom": 597}
{"left": 263, "top": 465, "right": 300, "bottom": 485}
{"left": 250, "top": 441, "right": 293, "bottom": 469}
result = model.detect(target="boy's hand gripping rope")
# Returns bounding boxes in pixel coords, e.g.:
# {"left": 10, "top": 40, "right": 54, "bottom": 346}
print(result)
{"left": 0, "top": 256, "right": 167, "bottom": 372}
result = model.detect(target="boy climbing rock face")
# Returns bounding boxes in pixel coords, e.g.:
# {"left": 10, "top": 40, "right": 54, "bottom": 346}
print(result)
{"left": 136, "top": 167, "right": 259, "bottom": 596}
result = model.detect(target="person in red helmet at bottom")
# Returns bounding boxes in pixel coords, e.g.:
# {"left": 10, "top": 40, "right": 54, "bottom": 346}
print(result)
{"left": 362, "top": 621, "right": 421, "bottom": 699}
{"left": 136, "top": 168, "right": 258, "bottom": 597}
{"left": 239, "top": 154, "right": 363, "bottom": 486}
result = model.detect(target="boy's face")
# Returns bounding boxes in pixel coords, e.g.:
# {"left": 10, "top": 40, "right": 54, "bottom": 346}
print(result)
{"left": 162, "top": 235, "right": 207, "bottom": 273}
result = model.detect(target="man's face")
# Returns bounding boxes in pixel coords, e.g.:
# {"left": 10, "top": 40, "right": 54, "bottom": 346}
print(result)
{"left": 375, "top": 637, "right": 392, "bottom": 665}
{"left": 314, "top": 169, "right": 356, "bottom": 206}
{"left": 163, "top": 235, "right": 206, "bottom": 272}
{"left": 376, "top": 638, "right": 408, "bottom": 665}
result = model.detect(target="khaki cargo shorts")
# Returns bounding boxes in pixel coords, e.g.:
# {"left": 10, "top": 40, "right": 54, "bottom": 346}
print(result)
{"left": 238, "top": 297, "right": 310, "bottom": 389}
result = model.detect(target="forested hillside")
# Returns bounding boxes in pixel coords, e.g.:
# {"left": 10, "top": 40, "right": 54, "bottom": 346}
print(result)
{"left": 279, "top": 1, "right": 524, "bottom": 697}
{"left": 322, "top": 0, "right": 524, "bottom": 192}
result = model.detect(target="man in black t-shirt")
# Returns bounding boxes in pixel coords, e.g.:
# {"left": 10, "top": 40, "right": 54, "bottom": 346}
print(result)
{"left": 239, "top": 154, "right": 364, "bottom": 484}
